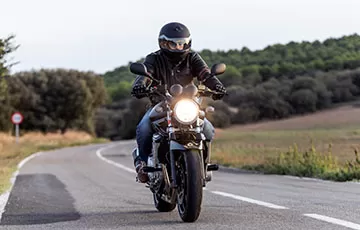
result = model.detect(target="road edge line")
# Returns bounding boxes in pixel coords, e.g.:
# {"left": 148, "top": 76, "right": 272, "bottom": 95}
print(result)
{"left": 96, "top": 144, "right": 136, "bottom": 174}
{"left": 211, "top": 190, "right": 288, "bottom": 210}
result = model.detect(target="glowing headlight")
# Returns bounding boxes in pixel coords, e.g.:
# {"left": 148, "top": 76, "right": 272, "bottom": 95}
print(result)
{"left": 173, "top": 99, "right": 199, "bottom": 124}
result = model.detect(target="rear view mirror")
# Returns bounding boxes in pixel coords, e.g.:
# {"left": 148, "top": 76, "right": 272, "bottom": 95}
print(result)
{"left": 211, "top": 63, "right": 226, "bottom": 75}
{"left": 129, "top": 63, "right": 151, "bottom": 77}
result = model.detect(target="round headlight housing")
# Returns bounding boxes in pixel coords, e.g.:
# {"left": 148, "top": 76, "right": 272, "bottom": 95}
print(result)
{"left": 173, "top": 99, "right": 199, "bottom": 125}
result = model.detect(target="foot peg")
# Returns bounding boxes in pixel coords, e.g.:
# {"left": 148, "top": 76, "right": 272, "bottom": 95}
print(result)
{"left": 205, "top": 171, "right": 212, "bottom": 182}
{"left": 207, "top": 164, "right": 219, "bottom": 171}
{"left": 142, "top": 166, "right": 162, "bottom": 173}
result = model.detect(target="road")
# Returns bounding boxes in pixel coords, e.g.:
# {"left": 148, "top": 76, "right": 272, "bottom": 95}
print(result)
{"left": 0, "top": 140, "right": 359, "bottom": 230}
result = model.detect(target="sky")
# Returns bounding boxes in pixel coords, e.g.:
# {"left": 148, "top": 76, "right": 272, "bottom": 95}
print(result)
{"left": 1, "top": 0, "right": 359, "bottom": 74}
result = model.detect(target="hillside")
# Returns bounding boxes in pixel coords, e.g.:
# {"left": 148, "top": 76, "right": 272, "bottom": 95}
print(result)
{"left": 229, "top": 104, "right": 360, "bottom": 131}
{"left": 103, "top": 33, "right": 360, "bottom": 87}
{"left": 92, "top": 33, "right": 360, "bottom": 139}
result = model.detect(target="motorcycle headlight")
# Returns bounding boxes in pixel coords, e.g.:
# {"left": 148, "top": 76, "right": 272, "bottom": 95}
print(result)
{"left": 173, "top": 99, "right": 199, "bottom": 125}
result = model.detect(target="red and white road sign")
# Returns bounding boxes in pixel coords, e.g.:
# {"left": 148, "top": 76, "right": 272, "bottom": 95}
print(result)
{"left": 11, "top": 112, "right": 23, "bottom": 124}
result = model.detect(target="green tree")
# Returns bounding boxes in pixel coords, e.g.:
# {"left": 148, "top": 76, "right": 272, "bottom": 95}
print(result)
{"left": 0, "top": 77, "right": 11, "bottom": 131}
{"left": 0, "top": 35, "right": 19, "bottom": 76}
{"left": 216, "top": 65, "right": 242, "bottom": 87}
{"left": 108, "top": 81, "right": 132, "bottom": 102}
{"left": 119, "top": 98, "right": 149, "bottom": 139}
{"left": 206, "top": 100, "right": 232, "bottom": 128}
{"left": 10, "top": 69, "right": 106, "bottom": 134}
{"left": 0, "top": 35, "right": 19, "bottom": 132}
{"left": 290, "top": 89, "right": 318, "bottom": 114}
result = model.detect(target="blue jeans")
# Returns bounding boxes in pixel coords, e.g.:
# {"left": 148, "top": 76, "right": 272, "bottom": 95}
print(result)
{"left": 135, "top": 108, "right": 215, "bottom": 164}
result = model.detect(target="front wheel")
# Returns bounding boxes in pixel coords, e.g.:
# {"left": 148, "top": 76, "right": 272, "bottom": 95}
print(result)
{"left": 177, "top": 150, "right": 203, "bottom": 222}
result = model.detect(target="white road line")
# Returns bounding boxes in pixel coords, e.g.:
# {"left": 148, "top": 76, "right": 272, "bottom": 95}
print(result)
{"left": 211, "top": 191, "right": 288, "bottom": 210}
{"left": 0, "top": 152, "right": 43, "bottom": 222}
{"left": 96, "top": 144, "right": 360, "bottom": 229}
{"left": 96, "top": 144, "right": 136, "bottom": 174}
{"left": 0, "top": 192, "right": 10, "bottom": 223}
{"left": 96, "top": 144, "right": 289, "bottom": 210}
{"left": 304, "top": 214, "right": 360, "bottom": 230}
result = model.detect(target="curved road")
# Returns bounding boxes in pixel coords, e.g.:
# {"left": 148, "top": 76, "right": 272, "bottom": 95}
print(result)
{"left": 0, "top": 141, "right": 360, "bottom": 229}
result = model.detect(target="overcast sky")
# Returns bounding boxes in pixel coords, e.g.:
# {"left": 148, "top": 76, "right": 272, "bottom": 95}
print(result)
{"left": 1, "top": 0, "right": 359, "bottom": 74}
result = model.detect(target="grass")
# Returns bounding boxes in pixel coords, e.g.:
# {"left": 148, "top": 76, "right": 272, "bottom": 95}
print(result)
{"left": 0, "top": 131, "right": 109, "bottom": 194}
{"left": 211, "top": 105, "right": 360, "bottom": 182}
{"left": 243, "top": 143, "right": 360, "bottom": 182}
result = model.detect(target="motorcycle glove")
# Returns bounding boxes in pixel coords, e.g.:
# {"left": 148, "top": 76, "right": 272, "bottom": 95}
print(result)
{"left": 212, "top": 84, "right": 227, "bottom": 100}
{"left": 131, "top": 84, "right": 148, "bottom": 99}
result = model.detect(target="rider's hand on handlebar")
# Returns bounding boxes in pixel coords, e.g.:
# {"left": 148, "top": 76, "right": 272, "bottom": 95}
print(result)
{"left": 131, "top": 84, "right": 148, "bottom": 99}
{"left": 212, "top": 84, "right": 227, "bottom": 100}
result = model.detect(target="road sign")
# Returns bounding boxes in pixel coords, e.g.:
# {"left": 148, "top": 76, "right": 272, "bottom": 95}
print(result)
{"left": 11, "top": 112, "right": 23, "bottom": 144}
{"left": 11, "top": 112, "right": 23, "bottom": 125}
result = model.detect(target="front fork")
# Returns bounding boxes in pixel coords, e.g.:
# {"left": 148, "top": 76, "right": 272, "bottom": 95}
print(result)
{"left": 169, "top": 149, "right": 177, "bottom": 188}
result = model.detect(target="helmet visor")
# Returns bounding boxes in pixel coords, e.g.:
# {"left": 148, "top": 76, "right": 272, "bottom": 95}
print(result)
{"left": 159, "top": 35, "right": 191, "bottom": 51}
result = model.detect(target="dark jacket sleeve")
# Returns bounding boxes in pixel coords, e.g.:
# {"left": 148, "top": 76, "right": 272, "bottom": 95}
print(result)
{"left": 131, "top": 53, "right": 164, "bottom": 104}
{"left": 190, "top": 52, "right": 223, "bottom": 90}
{"left": 132, "top": 53, "right": 157, "bottom": 88}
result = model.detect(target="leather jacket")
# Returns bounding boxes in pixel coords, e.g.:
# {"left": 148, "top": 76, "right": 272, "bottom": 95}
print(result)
{"left": 132, "top": 50, "right": 223, "bottom": 105}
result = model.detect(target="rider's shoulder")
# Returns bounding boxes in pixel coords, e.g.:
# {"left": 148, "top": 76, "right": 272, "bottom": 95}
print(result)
{"left": 187, "top": 51, "right": 206, "bottom": 63}
{"left": 188, "top": 50, "right": 202, "bottom": 59}
{"left": 144, "top": 50, "right": 161, "bottom": 63}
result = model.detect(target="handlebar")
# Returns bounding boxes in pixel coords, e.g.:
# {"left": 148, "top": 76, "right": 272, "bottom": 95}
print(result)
{"left": 197, "top": 88, "right": 227, "bottom": 97}
{"left": 134, "top": 85, "right": 227, "bottom": 101}
{"left": 145, "top": 86, "right": 224, "bottom": 98}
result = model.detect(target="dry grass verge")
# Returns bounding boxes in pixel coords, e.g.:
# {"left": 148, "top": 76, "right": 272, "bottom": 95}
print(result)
{"left": 211, "top": 106, "right": 360, "bottom": 182}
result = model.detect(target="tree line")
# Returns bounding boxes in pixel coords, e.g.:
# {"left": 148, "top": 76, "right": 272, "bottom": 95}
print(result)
{"left": 0, "top": 35, "right": 107, "bottom": 134}
{"left": 99, "top": 33, "right": 360, "bottom": 139}
{"left": 2, "top": 33, "right": 360, "bottom": 139}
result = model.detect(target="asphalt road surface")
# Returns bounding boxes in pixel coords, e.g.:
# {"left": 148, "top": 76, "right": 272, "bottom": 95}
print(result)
{"left": 0, "top": 140, "right": 359, "bottom": 230}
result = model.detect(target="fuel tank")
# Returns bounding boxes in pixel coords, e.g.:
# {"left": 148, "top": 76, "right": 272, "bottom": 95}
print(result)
{"left": 149, "top": 101, "right": 167, "bottom": 122}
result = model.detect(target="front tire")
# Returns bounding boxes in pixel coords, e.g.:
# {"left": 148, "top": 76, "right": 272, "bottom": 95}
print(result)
{"left": 177, "top": 150, "right": 203, "bottom": 222}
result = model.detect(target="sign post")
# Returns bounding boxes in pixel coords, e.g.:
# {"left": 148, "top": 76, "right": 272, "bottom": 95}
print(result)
{"left": 11, "top": 112, "right": 23, "bottom": 144}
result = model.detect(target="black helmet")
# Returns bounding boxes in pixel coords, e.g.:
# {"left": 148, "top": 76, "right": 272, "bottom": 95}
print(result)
{"left": 158, "top": 22, "right": 192, "bottom": 63}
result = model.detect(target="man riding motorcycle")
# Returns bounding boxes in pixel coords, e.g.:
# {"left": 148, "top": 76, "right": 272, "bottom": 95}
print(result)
{"left": 131, "top": 22, "right": 227, "bottom": 183}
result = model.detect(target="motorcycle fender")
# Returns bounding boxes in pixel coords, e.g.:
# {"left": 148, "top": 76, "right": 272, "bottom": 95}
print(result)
{"left": 170, "top": 140, "right": 187, "bottom": 151}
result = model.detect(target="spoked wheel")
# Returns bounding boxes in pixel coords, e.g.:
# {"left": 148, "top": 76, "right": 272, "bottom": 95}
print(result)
{"left": 177, "top": 150, "right": 203, "bottom": 222}
{"left": 153, "top": 193, "right": 176, "bottom": 212}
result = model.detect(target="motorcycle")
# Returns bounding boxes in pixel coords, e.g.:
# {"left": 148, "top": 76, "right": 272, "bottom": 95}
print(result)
{"left": 129, "top": 62, "right": 226, "bottom": 222}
